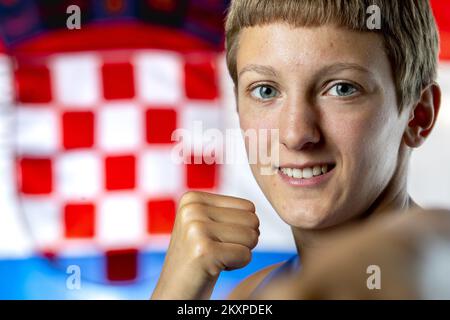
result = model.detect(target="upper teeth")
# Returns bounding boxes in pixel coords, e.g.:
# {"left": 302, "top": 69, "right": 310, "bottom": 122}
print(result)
{"left": 280, "top": 165, "right": 329, "bottom": 179}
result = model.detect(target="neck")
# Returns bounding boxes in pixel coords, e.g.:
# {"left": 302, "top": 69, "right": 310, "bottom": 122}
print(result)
{"left": 291, "top": 154, "right": 418, "bottom": 261}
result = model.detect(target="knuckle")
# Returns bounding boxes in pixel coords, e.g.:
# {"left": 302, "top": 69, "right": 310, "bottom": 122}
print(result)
{"left": 192, "top": 239, "right": 215, "bottom": 260}
{"left": 241, "top": 248, "right": 252, "bottom": 265}
{"left": 179, "top": 203, "right": 206, "bottom": 222}
{"left": 179, "top": 191, "right": 202, "bottom": 208}
{"left": 249, "top": 215, "right": 260, "bottom": 229}
{"left": 248, "top": 229, "right": 259, "bottom": 248}
{"left": 208, "top": 265, "right": 223, "bottom": 278}
{"left": 246, "top": 201, "right": 256, "bottom": 213}
{"left": 186, "top": 220, "right": 207, "bottom": 238}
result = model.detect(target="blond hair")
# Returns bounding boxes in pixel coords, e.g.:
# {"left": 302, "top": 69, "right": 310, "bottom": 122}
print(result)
{"left": 225, "top": 0, "right": 439, "bottom": 111}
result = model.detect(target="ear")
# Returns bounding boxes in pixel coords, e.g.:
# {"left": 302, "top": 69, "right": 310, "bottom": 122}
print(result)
{"left": 403, "top": 82, "right": 441, "bottom": 148}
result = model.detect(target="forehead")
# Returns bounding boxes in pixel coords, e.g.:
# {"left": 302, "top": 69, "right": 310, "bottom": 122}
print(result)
{"left": 236, "top": 23, "right": 387, "bottom": 76}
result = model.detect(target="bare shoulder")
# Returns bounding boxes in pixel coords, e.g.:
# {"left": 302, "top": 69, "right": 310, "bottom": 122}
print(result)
{"left": 227, "top": 262, "right": 284, "bottom": 300}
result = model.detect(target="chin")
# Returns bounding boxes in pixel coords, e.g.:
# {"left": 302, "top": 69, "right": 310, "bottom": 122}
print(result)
{"left": 273, "top": 202, "right": 335, "bottom": 229}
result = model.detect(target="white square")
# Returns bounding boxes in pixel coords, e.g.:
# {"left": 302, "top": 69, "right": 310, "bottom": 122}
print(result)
{"left": 98, "top": 194, "right": 144, "bottom": 245}
{"left": 180, "top": 102, "right": 222, "bottom": 131}
{"left": 21, "top": 197, "right": 62, "bottom": 248}
{"left": 179, "top": 102, "right": 223, "bottom": 152}
{"left": 139, "top": 148, "right": 182, "bottom": 195}
{"left": 134, "top": 52, "right": 182, "bottom": 104}
{"left": 98, "top": 103, "right": 142, "bottom": 152}
{"left": 51, "top": 54, "right": 100, "bottom": 107}
{"left": 0, "top": 56, "right": 13, "bottom": 105}
{"left": 55, "top": 151, "right": 101, "bottom": 200}
{"left": 16, "top": 106, "right": 59, "bottom": 155}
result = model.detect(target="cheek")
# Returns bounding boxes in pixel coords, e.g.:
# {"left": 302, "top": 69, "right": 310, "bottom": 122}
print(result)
{"left": 239, "top": 110, "right": 279, "bottom": 153}
{"left": 239, "top": 107, "right": 279, "bottom": 130}
{"left": 325, "top": 112, "right": 376, "bottom": 165}
{"left": 326, "top": 106, "right": 404, "bottom": 186}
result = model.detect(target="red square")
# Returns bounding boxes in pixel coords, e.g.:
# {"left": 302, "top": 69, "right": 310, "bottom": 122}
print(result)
{"left": 106, "top": 248, "right": 138, "bottom": 281}
{"left": 147, "top": 198, "right": 176, "bottom": 234}
{"left": 15, "top": 64, "right": 52, "bottom": 103}
{"left": 102, "top": 62, "right": 135, "bottom": 100}
{"left": 62, "top": 111, "right": 94, "bottom": 149}
{"left": 184, "top": 60, "right": 218, "bottom": 100}
{"left": 105, "top": 155, "right": 136, "bottom": 190}
{"left": 40, "top": 250, "right": 58, "bottom": 261}
{"left": 146, "top": 108, "right": 177, "bottom": 144}
{"left": 18, "top": 158, "right": 53, "bottom": 194}
{"left": 186, "top": 155, "right": 218, "bottom": 189}
{"left": 64, "top": 203, "right": 95, "bottom": 238}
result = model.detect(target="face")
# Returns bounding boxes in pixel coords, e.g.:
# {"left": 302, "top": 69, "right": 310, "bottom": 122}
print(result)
{"left": 236, "top": 23, "right": 411, "bottom": 229}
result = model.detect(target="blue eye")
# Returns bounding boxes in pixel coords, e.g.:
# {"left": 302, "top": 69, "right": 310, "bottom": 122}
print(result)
{"left": 250, "top": 85, "right": 278, "bottom": 100}
{"left": 328, "top": 83, "right": 358, "bottom": 97}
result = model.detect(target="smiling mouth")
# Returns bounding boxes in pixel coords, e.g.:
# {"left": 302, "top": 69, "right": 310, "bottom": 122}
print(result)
{"left": 277, "top": 163, "right": 336, "bottom": 180}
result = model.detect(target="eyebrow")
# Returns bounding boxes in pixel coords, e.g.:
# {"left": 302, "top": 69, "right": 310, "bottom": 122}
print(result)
{"left": 237, "top": 62, "right": 375, "bottom": 79}
{"left": 316, "top": 63, "right": 375, "bottom": 79}
{"left": 238, "top": 64, "right": 278, "bottom": 78}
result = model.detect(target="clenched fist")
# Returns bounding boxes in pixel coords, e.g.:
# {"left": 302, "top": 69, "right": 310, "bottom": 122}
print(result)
{"left": 151, "top": 191, "right": 260, "bottom": 300}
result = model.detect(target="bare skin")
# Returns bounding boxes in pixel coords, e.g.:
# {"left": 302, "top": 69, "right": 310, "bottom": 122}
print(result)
{"left": 255, "top": 209, "right": 450, "bottom": 300}
{"left": 152, "top": 23, "right": 441, "bottom": 300}
{"left": 151, "top": 191, "right": 260, "bottom": 299}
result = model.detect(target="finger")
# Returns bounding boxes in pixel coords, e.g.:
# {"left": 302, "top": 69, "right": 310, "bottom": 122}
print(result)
{"left": 179, "top": 191, "right": 255, "bottom": 212}
{"left": 207, "top": 206, "right": 260, "bottom": 229}
{"left": 206, "top": 222, "right": 259, "bottom": 249}
{"left": 177, "top": 203, "right": 259, "bottom": 230}
{"left": 213, "top": 242, "right": 252, "bottom": 270}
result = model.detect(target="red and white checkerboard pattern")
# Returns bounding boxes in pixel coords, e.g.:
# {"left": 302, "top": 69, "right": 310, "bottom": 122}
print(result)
{"left": 14, "top": 49, "right": 224, "bottom": 252}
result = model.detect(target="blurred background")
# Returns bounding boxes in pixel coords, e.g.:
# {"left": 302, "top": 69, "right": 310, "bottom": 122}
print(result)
{"left": 0, "top": 0, "right": 449, "bottom": 299}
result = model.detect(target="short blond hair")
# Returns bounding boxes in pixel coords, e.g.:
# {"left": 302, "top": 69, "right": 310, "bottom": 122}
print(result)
{"left": 225, "top": 0, "right": 439, "bottom": 111}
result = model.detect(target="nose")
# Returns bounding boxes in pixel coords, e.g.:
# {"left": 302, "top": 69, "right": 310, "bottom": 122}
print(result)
{"left": 279, "top": 94, "right": 321, "bottom": 151}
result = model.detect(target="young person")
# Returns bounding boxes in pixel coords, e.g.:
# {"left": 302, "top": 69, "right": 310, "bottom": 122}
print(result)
{"left": 152, "top": 0, "right": 447, "bottom": 299}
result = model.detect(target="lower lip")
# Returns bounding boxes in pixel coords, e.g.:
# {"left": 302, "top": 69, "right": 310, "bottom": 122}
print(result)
{"left": 277, "top": 166, "right": 335, "bottom": 187}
